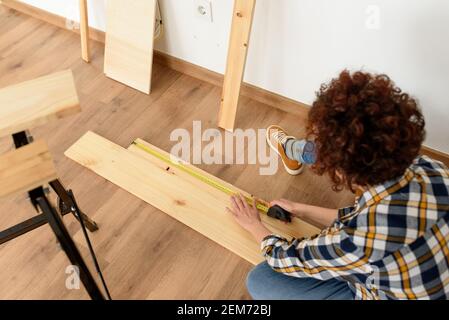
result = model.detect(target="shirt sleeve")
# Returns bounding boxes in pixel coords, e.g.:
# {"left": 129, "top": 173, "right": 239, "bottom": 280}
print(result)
{"left": 260, "top": 225, "right": 372, "bottom": 281}
{"left": 337, "top": 206, "right": 356, "bottom": 220}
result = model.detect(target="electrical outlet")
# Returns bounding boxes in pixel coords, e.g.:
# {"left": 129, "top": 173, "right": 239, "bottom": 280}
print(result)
{"left": 195, "top": 0, "right": 213, "bottom": 23}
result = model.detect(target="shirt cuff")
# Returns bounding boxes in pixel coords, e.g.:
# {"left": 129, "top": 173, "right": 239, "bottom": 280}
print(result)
{"left": 337, "top": 206, "right": 356, "bottom": 220}
{"left": 260, "top": 234, "right": 286, "bottom": 251}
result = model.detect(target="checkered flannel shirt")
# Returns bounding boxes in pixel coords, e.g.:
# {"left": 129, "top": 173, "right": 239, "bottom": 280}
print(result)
{"left": 261, "top": 156, "right": 449, "bottom": 300}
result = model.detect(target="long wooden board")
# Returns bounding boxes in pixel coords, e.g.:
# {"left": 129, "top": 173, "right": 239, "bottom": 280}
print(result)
{"left": 65, "top": 132, "right": 320, "bottom": 265}
{"left": 79, "top": 0, "right": 90, "bottom": 62}
{"left": 0, "top": 69, "right": 80, "bottom": 137}
{"left": 0, "top": 140, "right": 57, "bottom": 198}
{"left": 218, "top": 0, "right": 256, "bottom": 132}
{"left": 104, "top": 0, "right": 156, "bottom": 94}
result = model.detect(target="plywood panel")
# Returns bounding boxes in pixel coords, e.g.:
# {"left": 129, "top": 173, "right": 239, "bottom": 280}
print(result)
{"left": 104, "top": 0, "right": 156, "bottom": 94}
{"left": 65, "top": 131, "right": 319, "bottom": 265}
{"left": 0, "top": 69, "right": 80, "bottom": 137}
{"left": 218, "top": 0, "right": 256, "bottom": 132}
{"left": 0, "top": 140, "right": 57, "bottom": 198}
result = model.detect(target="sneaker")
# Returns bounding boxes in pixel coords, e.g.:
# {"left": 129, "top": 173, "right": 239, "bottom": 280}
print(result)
{"left": 266, "top": 125, "right": 304, "bottom": 175}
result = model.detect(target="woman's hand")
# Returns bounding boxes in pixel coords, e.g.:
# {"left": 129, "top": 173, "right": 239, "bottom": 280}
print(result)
{"left": 269, "top": 199, "right": 303, "bottom": 218}
{"left": 227, "top": 194, "right": 272, "bottom": 242}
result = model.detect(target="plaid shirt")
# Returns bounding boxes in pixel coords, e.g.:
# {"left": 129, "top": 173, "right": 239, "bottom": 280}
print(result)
{"left": 261, "top": 156, "right": 449, "bottom": 300}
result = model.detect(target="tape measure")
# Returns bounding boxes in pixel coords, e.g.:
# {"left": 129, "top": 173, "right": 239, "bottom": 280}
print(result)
{"left": 132, "top": 141, "right": 270, "bottom": 213}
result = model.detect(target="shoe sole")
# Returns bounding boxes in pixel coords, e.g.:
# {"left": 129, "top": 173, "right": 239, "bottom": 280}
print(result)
{"left": 265, "top": 127, "right": 304, "bottom": 175}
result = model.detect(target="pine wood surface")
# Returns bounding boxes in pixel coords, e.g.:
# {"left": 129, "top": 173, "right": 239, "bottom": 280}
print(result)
{"left": 218, "top": 0, "right": 256, "bottom": 131}
{"left": 0, "top": 69, "right": 80, "bottom": 137}
{"left": 103, "top": 0, "right": 156, "bottom": 93}
{"left": 0, "top": 139, "right": 57, "bottom": 198}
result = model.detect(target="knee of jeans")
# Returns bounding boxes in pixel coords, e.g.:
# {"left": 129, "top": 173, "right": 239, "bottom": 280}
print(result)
{"left": 246, "top": 263, "right": 268, "bottom": 299}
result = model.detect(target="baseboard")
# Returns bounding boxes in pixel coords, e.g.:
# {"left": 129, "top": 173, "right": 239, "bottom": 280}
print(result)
{"left": 421, "top": 146, "right": 449, "bottom": 167}
{"left": 152, "top": 51, "right": 310, "bottom": 117}
{"left": 1, "top": 0, "right": 106, "bottom": 43}
{"left": 2, "top": 0, "right": 448, "bottom": 166}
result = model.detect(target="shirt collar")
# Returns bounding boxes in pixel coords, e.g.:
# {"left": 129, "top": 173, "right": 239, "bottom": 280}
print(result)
{"left": 355, "top": 168, "right": 416, "bottom": 211}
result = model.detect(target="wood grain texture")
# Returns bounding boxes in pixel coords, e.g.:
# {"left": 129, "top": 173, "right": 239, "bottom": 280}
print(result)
{"left": 0, "top": 140, "right": 57, "bottom": 198}
{"left": 128, "top": 138, "right": 321, "bottom": 234}
{"left": 0, "top": 69, "right": 80, "bottom": 137}
{"left": 79, "top": 0, "right": 90, "bottom": 62}
{"left": 65, "top": 132, "right": 320, "bottom": 265}
{"left": 104, "top": 0, "right": 156, "bottom": 94}
{"left": 218, "top": 0, "right": 256, "bottom": 132}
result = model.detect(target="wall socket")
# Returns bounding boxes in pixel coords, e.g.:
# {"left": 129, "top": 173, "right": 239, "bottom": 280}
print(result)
{"left": 195, "top": 0, "right": 213, "bottom": 23}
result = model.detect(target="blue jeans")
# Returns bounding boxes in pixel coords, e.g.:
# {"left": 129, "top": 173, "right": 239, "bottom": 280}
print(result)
{"left": 246, "top": 262, "right": 354, "bottom": 300}
{"left": 285, "top": 139, "right": 317, "bottom": 164}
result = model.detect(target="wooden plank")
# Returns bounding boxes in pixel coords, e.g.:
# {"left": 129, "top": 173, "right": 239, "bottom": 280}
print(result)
{"left": 104, "top": 0, "right": 156, "bottom": 94}
{"left": 0, "top": 69, "right": 80, "bottom": 137}
{"left": 79, "top": 0, "right": 90, "bottom": 62}
{"left": 0, "top": 140, "right": 57, "bottom": 198}
{"left": 218, "top": 0, "right": 256, "bottom": 132}
{"left": 65, "top": 132, "right": 319, "bottom": 265}
{"left": 128, "top": 138, "right": 320, "bottom": 236}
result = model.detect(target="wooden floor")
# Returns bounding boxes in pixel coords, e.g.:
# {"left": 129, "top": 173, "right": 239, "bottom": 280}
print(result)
{"left": 0, "top": 6, "right": 354, "bottom": 299}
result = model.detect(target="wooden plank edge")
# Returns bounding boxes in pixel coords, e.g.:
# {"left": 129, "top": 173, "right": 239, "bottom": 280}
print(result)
{"left": 79, "top": 0, "right": 90, "bottom": 62}
{"left": 3, "top": 0, "right": 448, "bottom": 163}
{"left": 218, "top": 0, "right": 257, "bottom": 131}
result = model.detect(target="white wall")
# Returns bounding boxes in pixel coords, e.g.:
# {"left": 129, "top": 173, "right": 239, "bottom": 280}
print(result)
{"left": 19, "top": 0, "right": 449, "bottom": 153}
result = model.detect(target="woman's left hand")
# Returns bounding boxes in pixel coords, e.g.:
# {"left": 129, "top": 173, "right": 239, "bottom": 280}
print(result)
{"left": 227, "top": 194, "right": 272, "bottom": 242}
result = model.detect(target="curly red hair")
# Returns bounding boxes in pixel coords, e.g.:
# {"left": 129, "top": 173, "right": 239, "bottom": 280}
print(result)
{"left": 308, "top": 70, "right": 425, "bottom": 191}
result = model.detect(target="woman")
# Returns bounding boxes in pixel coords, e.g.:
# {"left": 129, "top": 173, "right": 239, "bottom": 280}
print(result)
{"left": 227, "top": 70, "right": 449, "bottom": 300}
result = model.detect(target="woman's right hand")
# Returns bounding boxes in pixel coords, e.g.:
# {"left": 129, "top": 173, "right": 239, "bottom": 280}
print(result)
{"left": 269, "top": 199, "right": 303, "bottom": 218}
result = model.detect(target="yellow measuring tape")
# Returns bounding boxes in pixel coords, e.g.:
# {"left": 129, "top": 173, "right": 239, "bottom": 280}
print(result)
{"left": 132, "top": 141, "right": 270, "bottom": 213}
